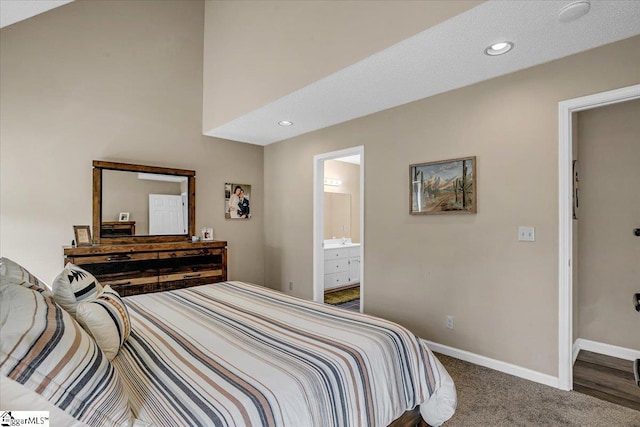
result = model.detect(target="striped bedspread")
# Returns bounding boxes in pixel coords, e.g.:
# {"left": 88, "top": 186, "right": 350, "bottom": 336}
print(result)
{"left": 112, "top": 281, "right": 454, "bottom": 427}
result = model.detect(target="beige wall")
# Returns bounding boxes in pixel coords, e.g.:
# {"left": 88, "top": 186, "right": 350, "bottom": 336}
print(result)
{"left": 572, "top": 113, "right": 580, "bottom": 342}
{"left": 576, "top": 99, "right": 640, "bottom": 350}
{"left": 264, "top": 36, "right": 640, "bottom": 376}
{"left": 324, "top": 159, "right": 360, "bottom": 243}
{"left": 202, "top": 0, "right": 481, "bottom": 132}
{"left": 0, "top": 0, "right": 264, "bottom": 285}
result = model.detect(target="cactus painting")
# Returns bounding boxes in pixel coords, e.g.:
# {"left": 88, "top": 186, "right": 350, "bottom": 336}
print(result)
{"left": 410, "top": 156, "right": 476, "bottom": 214}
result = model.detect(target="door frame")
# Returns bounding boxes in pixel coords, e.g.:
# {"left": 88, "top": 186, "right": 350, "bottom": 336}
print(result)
{"left": 557, "top": 83, "right": 640, "bottom": 390}
{"left": 313, "top": 146, "right": 365, "bottom": 310}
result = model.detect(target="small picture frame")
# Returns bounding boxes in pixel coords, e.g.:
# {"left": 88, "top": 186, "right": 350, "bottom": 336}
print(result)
{"left": 201, "top": 227, "right": 213, "bottom": 241}
{"left": 73, "top": 225, "right": 92, "bottom": 246}
{"left": 118, "top": 212, "right": 130, "bottom": 222}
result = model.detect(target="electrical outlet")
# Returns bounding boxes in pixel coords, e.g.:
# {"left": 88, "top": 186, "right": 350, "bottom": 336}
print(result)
{"left": 518, "top": 226, "right": 535, "bottom": 242}
{"left": 446, "top": 315, "right": 454, "bottom": 329}
{"left": 289, "top": 282, "right": 293, "bottom": 291}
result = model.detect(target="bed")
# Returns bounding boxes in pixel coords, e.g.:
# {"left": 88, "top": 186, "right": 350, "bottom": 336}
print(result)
{"left": 1, "top": 257, "right": 456, "bottom": 427}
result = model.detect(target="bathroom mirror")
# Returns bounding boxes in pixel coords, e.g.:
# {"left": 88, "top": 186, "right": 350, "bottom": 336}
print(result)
{"left": 324, "top": 192, "right": 351, "bottom": 239}
{"left": 93, "top": 160, "right": 195, "bottom": 244}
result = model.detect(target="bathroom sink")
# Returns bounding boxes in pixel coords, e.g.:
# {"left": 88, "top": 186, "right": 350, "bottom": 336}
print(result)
{"left": 324, "top": 242, "right": 360, "bottom": 249}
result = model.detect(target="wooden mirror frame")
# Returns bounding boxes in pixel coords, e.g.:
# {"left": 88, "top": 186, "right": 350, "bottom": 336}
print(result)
{"left": 93, "top": 160, "right": 195, "bottom": 244}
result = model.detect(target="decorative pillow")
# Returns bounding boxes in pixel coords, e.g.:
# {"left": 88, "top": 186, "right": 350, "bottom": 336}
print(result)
{"left": 0, "top": 257, "right": 51, "bottom": 296}
{"left": 1, "top": 376, "right": 93, "bottom": 427}
{"left": 0, "top": 282, "right": 132, "bottom": 426}
{"left": 76, "top": 286, "right": 131, "bottom": 360}
{"left": 52, "top": 263, "right": 103, "bottom": 318}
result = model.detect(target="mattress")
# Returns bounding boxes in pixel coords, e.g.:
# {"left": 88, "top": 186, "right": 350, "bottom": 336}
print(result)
{"left": 112, "top": 281, "right": 456, "bottom": 426}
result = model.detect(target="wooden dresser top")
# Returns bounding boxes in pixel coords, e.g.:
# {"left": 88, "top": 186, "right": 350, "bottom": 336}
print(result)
{"left": 64, "top": 240, "right": 227, "bottom": 256}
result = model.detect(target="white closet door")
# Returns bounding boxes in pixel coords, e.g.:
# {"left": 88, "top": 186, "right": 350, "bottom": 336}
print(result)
{"left": 149, "top": 194, "right": 185, "bottom": 235}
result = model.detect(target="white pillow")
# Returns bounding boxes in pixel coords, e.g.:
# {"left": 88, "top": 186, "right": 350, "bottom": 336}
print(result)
{"left": 1, "top": 282, "right": 132, "bottom": 426}
{"left": 1, "top": 376, "right": 91, "bottom": 427}
{"left": 0, "top": 256, "right": 51, "bottom": 296}
{"left": 76, "top": 286, "right": 131, "bottom": 360}
{"left": 52, "top": 263, "right": 103, "bottom": 318}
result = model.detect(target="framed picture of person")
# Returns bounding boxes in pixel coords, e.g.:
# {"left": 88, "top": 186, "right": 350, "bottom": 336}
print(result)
{"left": 201, "top": 227, "right": 213, "bottom": 241}
{"left": 225, "top": 183, "right": 251, "bottom": 219}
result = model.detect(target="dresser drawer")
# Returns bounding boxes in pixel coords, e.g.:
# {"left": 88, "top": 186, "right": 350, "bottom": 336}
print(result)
{"left": 101, "top": 276, "right": 157, "bottom": 287}
{"left": 324, "top": 259, "right": 348, "bottom": 274}
{"left": 325, "top": 248, "right": 349, "bottom": 260}
{"left": 69, "top": 252, "right": 157, "bottom": 265}
{"left": 324, "top": 271, "right": 349, "bottom": 289}
{"left": 158, "top": 269, "right": 224, "bottom": 283}
{"left": 158, "top": 248, "right": 223, "bottom": 259}
{"left": 109, "top": 280, "right": 158, "bottom": 297}
{"left": 106, "top": 277, "right": 159, "bottom": 297}
{"left": 71, "top": 253, "right": 158, "bottom": 284}
{"left": 100, "top": 221, "right": 136, "bottom": 237}
{"left": 157, "top": 271, "right": 225, "bottom": 293}
{"left": 158, "top": 255, "right": 224, "bottom": 276}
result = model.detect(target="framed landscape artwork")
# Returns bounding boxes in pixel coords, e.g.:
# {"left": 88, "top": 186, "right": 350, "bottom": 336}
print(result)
{"left": 410, "top": 156, "right": 476, "bottom": 215}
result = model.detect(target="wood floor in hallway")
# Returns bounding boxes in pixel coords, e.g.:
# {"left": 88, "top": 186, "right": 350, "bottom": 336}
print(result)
{"left": 573, "top": 350, "right": 640, "bottom": 411}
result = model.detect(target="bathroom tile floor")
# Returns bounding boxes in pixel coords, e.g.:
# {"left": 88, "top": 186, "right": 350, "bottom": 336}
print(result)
{"left": 335, "top": 298, "right": 360, "bottom": 312}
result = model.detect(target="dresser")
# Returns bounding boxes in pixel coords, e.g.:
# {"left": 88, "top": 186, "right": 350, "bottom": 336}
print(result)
{"left": 64, "top": 240, "right": 227, "bottom": 297}
{"left": 100, "top": 221, "right": 136, "bottom": 237}
{"left": 323, "top": 244, "right": 360, "bottom": 290}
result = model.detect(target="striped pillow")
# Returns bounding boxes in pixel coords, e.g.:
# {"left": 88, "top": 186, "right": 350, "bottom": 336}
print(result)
{"left": 76, "top": 286, "right": 131, "bottom": 360}
{"left": 0, "top": 282, "right": 132, "bottom": 426}
{"left": 0, "top": 257, "right": 51, "bottom": 296}
{"left": 52, "top": 263, "right": 103, "bottom": 318}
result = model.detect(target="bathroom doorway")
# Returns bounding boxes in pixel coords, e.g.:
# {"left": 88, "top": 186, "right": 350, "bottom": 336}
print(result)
{"left": 313, "top": 146, "right": 364, "bottom": 312}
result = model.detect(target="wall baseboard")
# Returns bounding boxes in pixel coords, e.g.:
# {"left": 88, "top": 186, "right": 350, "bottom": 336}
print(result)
{"left": 422, "top": 339, "right": 559, "bottom": 389}
{"left": 573, "top": 338, "right": 640, "bottom": 362}
{"left": 572, "top": 341, "right": 581, "bottom": 364}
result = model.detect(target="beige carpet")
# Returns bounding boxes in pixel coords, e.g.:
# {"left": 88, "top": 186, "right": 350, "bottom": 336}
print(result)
{"left": 436, "top": 353, "right": 640, "bottom": 426}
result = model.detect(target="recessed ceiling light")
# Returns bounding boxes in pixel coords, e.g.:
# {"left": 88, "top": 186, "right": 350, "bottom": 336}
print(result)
{"left": 278, "top": 120, "right": 293, "bottom": 126}
{"left": 485, "top": 41, "right": 514, "bottom": 56}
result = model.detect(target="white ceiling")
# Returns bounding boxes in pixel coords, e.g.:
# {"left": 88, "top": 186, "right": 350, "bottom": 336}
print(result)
{"left": 0, "top": 0, "right": 73, "bottom": 29}
{"left": 3, "top": 1, "right": 639, "bottom": 147}
{"left": 206, "top": 0, "right": 640, "bottom": 145}
{"left": 334, "top": 155, "right": 361, "bottom": 166}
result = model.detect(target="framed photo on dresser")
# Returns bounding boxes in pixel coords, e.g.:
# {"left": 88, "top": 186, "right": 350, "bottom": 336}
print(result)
{"left": 73, "top": 225, "right": 92, "bottom": 246}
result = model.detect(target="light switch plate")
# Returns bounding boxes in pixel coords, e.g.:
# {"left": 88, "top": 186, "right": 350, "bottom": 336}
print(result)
{"left": 518, "top": 226, "right": 535, "bottom": 242}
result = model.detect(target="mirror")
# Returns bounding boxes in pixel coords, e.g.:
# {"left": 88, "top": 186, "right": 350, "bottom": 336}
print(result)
{"left": 93, "top": 161, "right": 195, "bottom": 244}
{"left": 324, "top": 192, "right": 351, "bottom": 239}
{"left": 102, "top": 170, "right": 189, "bottom": 236}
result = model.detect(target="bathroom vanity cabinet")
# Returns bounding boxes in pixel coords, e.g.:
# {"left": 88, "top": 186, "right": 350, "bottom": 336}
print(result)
{"left": 323, "top": 244, "right": 360, "bottom": 290}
